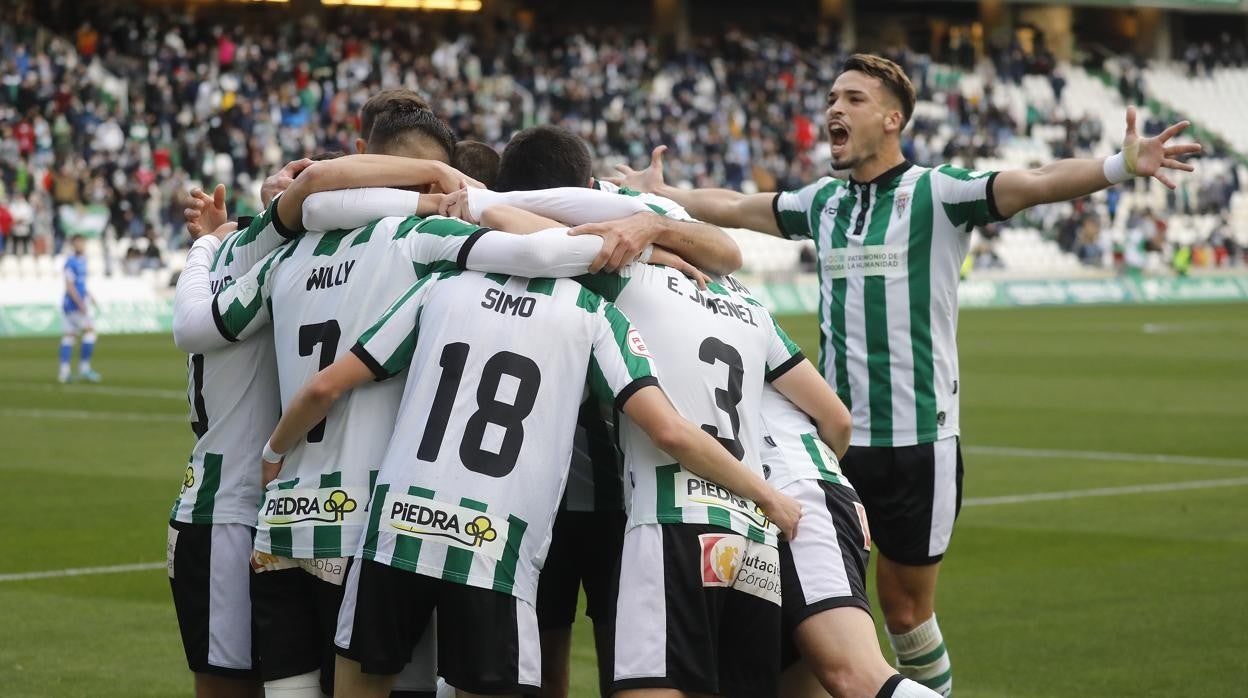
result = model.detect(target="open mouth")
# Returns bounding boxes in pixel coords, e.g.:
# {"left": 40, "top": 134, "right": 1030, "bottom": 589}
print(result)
{"left": 829, "top": 124, "right": 850, "bottom": 147}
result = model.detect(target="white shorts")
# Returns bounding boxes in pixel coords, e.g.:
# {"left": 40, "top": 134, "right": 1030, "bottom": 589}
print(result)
{"left": 62, "top": 310, "right": 93, "bottom": 334}
{"left": 778, "top": 479, "right": 871, "bottom": 628}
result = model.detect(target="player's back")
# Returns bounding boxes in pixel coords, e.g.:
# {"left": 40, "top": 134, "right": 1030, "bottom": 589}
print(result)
{"left": 356, "top": 271, "right": 653, "bottom": 603}
{"left": 257, "top": 216, "right": 478, "bottom": 558}
{"left": 581, "top": 265, "right": 801, "bottom": 545}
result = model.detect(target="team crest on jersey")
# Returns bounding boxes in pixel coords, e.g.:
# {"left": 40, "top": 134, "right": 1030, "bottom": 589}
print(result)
{"left": 260, "top": 487, "right": 366, "bottom": 527}
{"left": 384, "top": 492, "right": 508, "bottom": 561}
{"left": 894, "top": 191, "right": 910, "bottom": 215}
{"left": 627, "top": 328, "right": 652, "bottom": 358}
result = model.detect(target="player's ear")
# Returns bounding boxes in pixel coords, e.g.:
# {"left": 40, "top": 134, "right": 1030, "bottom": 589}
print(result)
{"left": 885, "top": 109, "right": 902, "bottom": 134}
{"left": 355, "top": 138, "right": 367, "bottom": 155}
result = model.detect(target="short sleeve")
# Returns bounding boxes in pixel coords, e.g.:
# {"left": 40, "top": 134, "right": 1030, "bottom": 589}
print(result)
{"left": 931, "top": 165, "right": 1005, "bottom": 231}
{"left": 211, "top": 242, "right": 288, "bottom": 342}
{"left": 391, "top": 215, "right": 491, "bottom": 276}
{"left": 350, "top": 274, "right": 437, "bottom": 381}
{"left": 586, "top": 299, "right": 658, "bottom": 410}
{"left": 762, "top": 310, "right": 805, "bottom": 383}
{"left": 214, "top": 196, "right": 299, "bottom": 277}
{"left": 772, "top": 177, "right": 836, "bottom": 241}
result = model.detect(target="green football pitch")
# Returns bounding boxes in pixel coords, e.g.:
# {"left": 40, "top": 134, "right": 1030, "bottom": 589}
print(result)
{"left": 2, "top": 303, "right": 1246, "bottom": 697}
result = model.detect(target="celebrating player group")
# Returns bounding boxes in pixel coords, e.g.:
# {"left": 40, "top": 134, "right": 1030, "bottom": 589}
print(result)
{"left": 165, "top": 54, "right": 1199, "bottom": 698}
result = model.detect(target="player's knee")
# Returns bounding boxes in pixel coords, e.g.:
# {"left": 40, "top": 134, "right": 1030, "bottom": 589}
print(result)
{"left": 882, "top": 604, "right": 926, "bottom": 634}
{"left": 263, "top": 670, "right": 322, "bottom": 697}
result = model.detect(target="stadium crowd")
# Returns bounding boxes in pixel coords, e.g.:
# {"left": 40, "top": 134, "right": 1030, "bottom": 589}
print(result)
{"left": 0, "top": 4, "right": 1244, "bottom": 272}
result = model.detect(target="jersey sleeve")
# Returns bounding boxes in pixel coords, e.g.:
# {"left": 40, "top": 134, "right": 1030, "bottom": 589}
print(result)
{"left": 585, "top": 298, "right": 659, "bottom": 410}
{"left": 574, "top": 269, "right": 631, "bottom": 302}
{"left": 466, "top": 227, "right": 605, "bottom": 278}
{"left": 772, "top": 176, "right": 835, "bottom": 240}
{"left": 930, "top": 165, "right": 1005, "bottom": 231}
{"left": 759, "top": 304, "right": 805, "bottom": 382}
{"left": 635, "top": 192, "right": 694, "bottom": 221}
{"left": 465, "top": 186, "right": 651, "bottom": 226}
{"left": 173, "top": 235, "right": 228, "bottom": 353}
{"left": 211, "top": 243, "right": 288, "bottom": 342}
{"left": 213, "top": 196, "right": 299, "bottom": 277}
{"left": 392, "top": 215, "right": 492, "bottom": 276}
{"left": 349, "top": 274, "right": 437, "bottom": 381}
{"left": 302, "top": 187, "right": 421, "bottom": 233}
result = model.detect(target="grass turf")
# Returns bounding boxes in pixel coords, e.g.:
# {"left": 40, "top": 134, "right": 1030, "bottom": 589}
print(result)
{"left": 2, "top": 303, "right": 1246, "bottom": 696}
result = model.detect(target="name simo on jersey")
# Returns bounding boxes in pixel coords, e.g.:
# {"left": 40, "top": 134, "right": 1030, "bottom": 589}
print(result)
{"left": 482, "top": 287, "right": 538, "bottom": 317}
{"left": 665, "top": 275, "right": 758, "bottom": 328}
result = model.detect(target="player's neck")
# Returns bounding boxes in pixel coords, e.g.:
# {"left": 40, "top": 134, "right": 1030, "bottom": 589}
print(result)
{"left": 850, "top": 148, "right": 907, "bottom": 185}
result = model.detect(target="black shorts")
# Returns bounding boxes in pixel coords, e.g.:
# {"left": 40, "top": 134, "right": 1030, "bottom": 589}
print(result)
{"left": 249, "top": 560, "right": 347, "bottom": 694}
{"left": 336, "top": 559, "right": 541, "bottom": 695}
{"left": 535, "top": 508, "right": 627, "bottom": 630}
{"left": 610, "top": 523, "right": 782, "bottom": 698}
{"left": 167, "top": 520, "right": 259, "bottom": 679}
{"left": 777, "top": 480, "right": 873, "bottom": 667}
{"left": 839, "top": 436, "right": 964, "bottom": 566}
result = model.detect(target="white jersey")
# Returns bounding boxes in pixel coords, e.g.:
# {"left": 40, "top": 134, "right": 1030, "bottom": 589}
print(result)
{"left": 352, "top": 271, "right": 655, "bottom": 604}
{"left": 592, "top": 179, "right": 694, "bottom": 220}
{"left": 759, "top": 385, "right": 850, "bottom": 491}
{"left": 774, "top": 163, "right": 1002, "bottom": 447}
{"left": 578, "top": 265, "right": 805, "bottom": 546}
{"left": 212, "top": 215, "right": 493, "bottom": 558}
{"left": 170, "top": 200, "right": 295, "bottom": 526}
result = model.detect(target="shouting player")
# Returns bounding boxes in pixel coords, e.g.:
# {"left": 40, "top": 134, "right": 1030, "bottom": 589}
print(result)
{"left": 608, "top": 52, "right": 1200, "bottom": 696}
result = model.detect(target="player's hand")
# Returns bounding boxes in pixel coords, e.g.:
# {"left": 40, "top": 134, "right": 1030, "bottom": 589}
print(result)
{"left": 648, "top": 247, "right": 709, "bottom": 289}
{"left": 261, "top": 158, "right": 314, "bottom": 208}
{"left": 261, "top": 457, "right": 283, "bottom": 488}
{"left": 430, "top": 163, "right": 484, "bottom": 195}
{"left": 417, "top": 192, "right": 445, "bottom": 217}
{"left": 185, "top": 184, "right": 229, "bottom": 240}
{"left": 569, "top": 212, "right": 664, "bottom": 272}
{"left": 439, "top": 188, "right": 476, "bottom": 222}
{"left": 1125, "top": 106, "right": 1201, "bottom": 190}
{"left": 606, "top": 145, "right": 669, "bottom": 193}
{"left": 758, "top": 488, "right": 802, "bottom": 541}
{"left": 210, "top": 221, "right": 238, "bottom": 241}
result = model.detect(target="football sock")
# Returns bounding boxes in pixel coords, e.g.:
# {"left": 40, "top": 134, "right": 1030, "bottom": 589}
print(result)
{"left": 889, "top": 615, "right": 952, "bottom": 696}
{"left": 80, "top": 331, "right": 96, "bottom": 372}
{"left": 877, "top": 673, "right": 944, "bottom": 697}
{"left": 59, "top": 336, "right": 73, "bottom": 380}
{"left": 264, "top": 671, "right": 322, "bottom": 697}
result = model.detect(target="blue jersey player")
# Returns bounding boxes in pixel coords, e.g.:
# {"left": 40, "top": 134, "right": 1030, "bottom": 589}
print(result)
{"left": 60, "top": 234, "right": 100, "bottom": 383}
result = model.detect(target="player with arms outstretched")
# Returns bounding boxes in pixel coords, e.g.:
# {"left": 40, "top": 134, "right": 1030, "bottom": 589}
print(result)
{"left": 609, "top": 53, "right": 1200, "bottom": 696}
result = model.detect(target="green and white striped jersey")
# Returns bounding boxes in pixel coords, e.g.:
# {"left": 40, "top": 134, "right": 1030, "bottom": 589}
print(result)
{"left": 773, "top": 162, "right": 1003, "bottom": 448}
{"left": 211, "top": 215, "right": 490, "bottom": 558}
{"left": 593, "top": 179, "right": 694, "bottom": 220}
{"left": 759, "top": 386, "right": 850, "bottom": 491}
{"left": 579, "top": 266, "right": 805, "bottom": 547}
{"left": 352, "top": 271, "right": 656, "bottom": 604}
{"left": 171, "top": 199, "right": 295, "bottom": 526}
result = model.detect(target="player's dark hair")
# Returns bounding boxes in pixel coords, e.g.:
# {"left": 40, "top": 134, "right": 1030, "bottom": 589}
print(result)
{"left": 359, "top": 89, "right": 430, "bottom": 143}
{"left": 310, "top": 151, "right": 345, "bottom": 161}
{"left": 368, "top": 103, "right": 456, "bottom": 162}
{"left": 837, "top": 53, "right": 917, "bottom": 128}
{"left": 495, "top": 125, "right": 592, "bottom": 192}
{"left": 453, "top": 140, "right": 501, "bottom": 190}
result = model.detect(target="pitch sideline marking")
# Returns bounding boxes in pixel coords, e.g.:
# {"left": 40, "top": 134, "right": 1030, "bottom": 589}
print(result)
{"left": 0, "top": 408, "right": 185, "bottom": 423}
{"left": 1, "top": 382, "right": 186, "bottom": 400}
{"left": 964, "top": 445, "right": 1248, "bottom": 469}
{"left": 5, "top": 476, "right": 1248, "bottom": 583}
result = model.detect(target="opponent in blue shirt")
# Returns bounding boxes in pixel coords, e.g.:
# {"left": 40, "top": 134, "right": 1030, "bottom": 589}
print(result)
{"left": 60, "top": 234, "right": 100, "bottom": 383}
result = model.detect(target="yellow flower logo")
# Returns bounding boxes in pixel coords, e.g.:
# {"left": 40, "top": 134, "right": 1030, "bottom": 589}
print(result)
{"left": 323, "top": 490, "right": 358, "bottom": 522}
{"left": 182, "top": 466, "right": 196, "bottom": 490}
{"left": 464, "top": 515, "right": 497, "bottom": 547}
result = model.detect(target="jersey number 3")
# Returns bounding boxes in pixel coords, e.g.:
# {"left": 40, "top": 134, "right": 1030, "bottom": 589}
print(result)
{"left": 699, "top": 337, "right": 745, "bottom": 459}
{"left": 418, "top": 342, "right": 542, "bottom": 478}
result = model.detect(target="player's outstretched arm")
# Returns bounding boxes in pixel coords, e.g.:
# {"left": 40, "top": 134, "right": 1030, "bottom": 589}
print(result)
{"left": 620, "top": 385, "right": 803, "bottom": 540}
{"left": 610, "top": 145, "right": 783, "bottom": 237}
{"left": 993, "top": 107, "right": 1201, "bottom": 219}
{"left": 277, "top": 155, "right": 480, "bottom": 233}
{"left": 261, "top": 354, "right": 375, "bottom": 481}
{"left": 771, "top": 359, "right": 853, "bottom": 459}
{"left": 172, "top": 222, "right": 236, "bottom": 353}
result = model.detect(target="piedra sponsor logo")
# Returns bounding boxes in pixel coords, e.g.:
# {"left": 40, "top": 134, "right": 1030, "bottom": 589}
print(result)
{"left": 261, "top": 488, "right": 359, "bottom": 526}
{"left": 384, "top": 494, "right": 509, "bottom": 560}
{"left": 677, "top": 472, "right": 773, "bottom": 532}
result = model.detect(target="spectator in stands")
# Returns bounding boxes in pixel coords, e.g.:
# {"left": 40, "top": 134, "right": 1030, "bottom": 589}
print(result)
{"left": 0, "top": 198, "right": 10, "bottom": 255}
{"left": 7, "top": 192, "right": 34, "bottom": 257}
{"left": 1076, "top": 216, "right": 1104, "bottom": 266}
